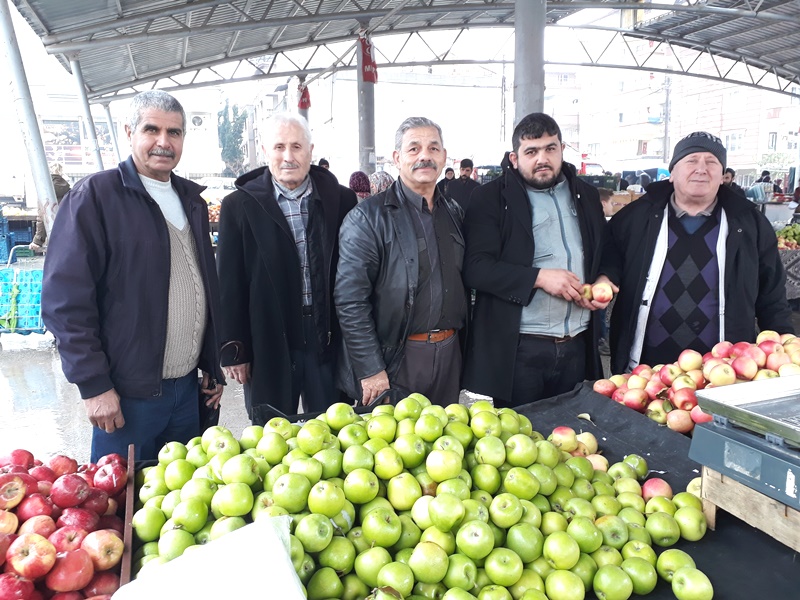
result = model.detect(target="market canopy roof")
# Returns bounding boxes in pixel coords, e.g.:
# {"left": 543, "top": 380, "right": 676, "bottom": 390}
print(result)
{"left": 12, "top": 0, "right": 800, "bottom": 101}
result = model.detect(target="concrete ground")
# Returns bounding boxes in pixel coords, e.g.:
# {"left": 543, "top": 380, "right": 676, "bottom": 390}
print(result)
{"left": 2, "top": 313, "right": 800, "bottom": 464}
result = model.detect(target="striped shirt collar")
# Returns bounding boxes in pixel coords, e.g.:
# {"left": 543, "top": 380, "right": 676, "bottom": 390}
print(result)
{"left": 670, "top": 193, "right": 718, "bottom": 218}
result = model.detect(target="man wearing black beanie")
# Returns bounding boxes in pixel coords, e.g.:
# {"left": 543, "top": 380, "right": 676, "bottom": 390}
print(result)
{"left": 596, "top": 131, "right": 793, "bottom": 374}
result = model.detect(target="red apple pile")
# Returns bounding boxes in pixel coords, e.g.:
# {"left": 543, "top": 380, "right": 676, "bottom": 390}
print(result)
{"left": 131, "top": 399, "right": 714, "bottom": 600}
{"left": 0, "top": 450, "right": 127, "bottom": 600}
{"left": 593, "top": 330, "right": 799, "bottom": 435}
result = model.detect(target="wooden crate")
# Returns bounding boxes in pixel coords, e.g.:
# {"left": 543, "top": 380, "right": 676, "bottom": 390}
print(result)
{"left": 700, "top": 465, "right": 800, "bottom": 553}
{"left": 120, "top": 444, "right": 136, "bottom": 586}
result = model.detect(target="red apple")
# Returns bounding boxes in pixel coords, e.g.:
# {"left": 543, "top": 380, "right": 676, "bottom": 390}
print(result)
{"left": 609, "top": 374, "right": 628, "bottom": 387}
{"left": 643, "top": 378, "right": 666, "bottom": 401}
{"left": 690, "top": 405, "right": 713, "bottom": 424}
{"left": 731, "top": 355, "right": 758, "bottom": 381}
{"left": 48, "top": 527, "right": 89, "bottom": 553}
{"left": 711, "top": 341, "right": 733, "bottom": 358}
{"left": 17, "top": 515, "right": 57, "bottom": 538}
{"left": 766, "top": 351, "right": 792, "bottom": 372}
{"left": 756, "top": 330, "right": 781, "bottom": 344}
{"left": 742, "top": 345, "right": 767, "bottom": 368}
{"left": 622, "top": 389, "right": 649, "bottom": 412}
{"left": 592, "top": 379, "right": 617, "bottom": 398}
{"left": 103, "top": 498, "right": 118, "bottom": 518}
{"left": 659, "top": 363, "right": 683, "bottom": 386}
{"left": 671, "top": 388, "right": 698, "bottom": 411}
{"left": 642, "top": 478, "right": 673, "bottom": 501}
{"left": 92, "top": 464, "right": 127, "bottom": 498}
{"left": 671, "top": 375, "right": 697, "bottom": 391}
{"left": 0, "top": 475, "right": 26, "bottom": 511}
{"left": 677, "top": 349, "right": 703, "bottom": 372}
{"left": 707, "top": 363, "right": 736, "bottom": 387}
{"left": 0, "top": 532, "right": 12, "bottom": 566}
{"left": 85, "top": 596, "right": 113, "bottom": 600}
{"left": 82, "top": 571, "right": 120, "bottom": 597}
{"left": 758, "top": 340, "right": 784, "bottom": 357}
{"left": 0, "top": 450, "right": 35, "bottom": 471}
{"left": 45, "top": 549, "right": 94, "bottom": 593}
{"left": 626, "top": 374, "right": 648, "bottom": 390}
{"left": 0, "top": 510, "right": 19, "bottom": 535}
{"left": 631, "top": 363, "right": 653, "bottom": 376}
{"left": 591, "top": 282, "right": 614, "bottom": 303}
{"left": 701, "top": 357, "right": 726, "bottom": 381}
{"left": 730, "top": 341, "right": 751, "bottom": 359}
{"left": 50, "top": 475, "right": 90, "bottom": 509}
{"left": 778, "top": 363, "right": 800, "bottom": 377}
{"left": 684, "top": 369, "right": 705, "bottom": 390}
{"left": 47, "top": 456, "right": 78, "bottom": 479}
{"left": 77, "top": 464, "right": 98, "bottom": 482}
{"left": 96, "top": 515, "right": 124, "bottom": 536}
{"left": 645, "top": 399, "right": 668, "bottom": 424}
{"left": 79, "top": 490, "right": 109, "bottom": 517}
{"left": 701, "top": 352, "right": 713, "bottom": 363}
{"left": 5, "top": 533, "right": 57, "bottom": 579}
{"left": 16, "top": 494, "right": 55, "bottom": 522}
{"left": 28, "top": 466, "right": 57, "bottom": 484}
{"left": 51, "top": 593, "right": 84, "bottom": 600}
{"left": 81, "top": 530, "right": 124, "bottom": 571}
{"left": 611, "top": 387, "right": 627, "bottom": 404}
{"left": 56, "top": 509, "right": 98, "bottom": 533}
{"left": 0, "top": 572, "right": 34, "bottom": 600}
{"left": 666, "top": 409, "right": 694, "bottom": 434}
{"left": 95, "top": 454, "right": 127, "bottom": 470}
{"left": 37, "top": 481, "right": 53, "bottom": 497}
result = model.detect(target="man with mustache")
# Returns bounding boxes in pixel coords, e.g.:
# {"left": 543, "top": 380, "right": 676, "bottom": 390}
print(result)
{"left": 216, "top": 113, "right": 356, "bottom": 424}
{"left": 42, "top": 90, "right": 224, "bottom": 461}
{"left": 598, "top": 132, "right": 793, "bottom": 373}
{"left": 336, "top": 117, "right": 467, "bottom": 406}
{"left": 462, "top": 112, "right": 609, "bottom": 406}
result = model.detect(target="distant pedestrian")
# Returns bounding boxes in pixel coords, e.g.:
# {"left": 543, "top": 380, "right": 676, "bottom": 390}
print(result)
{"left": 369, "top": 171, "right": 395, "bottom": 196}
{"left": 446, "top": 159, "right": 480, "bottom": 212}
{"left": 30, "top": 173, "right": 71, "bottom": 251}
{"left": 436, "top": 167, "right": 455, "bottom": 197}
{"left": 318, "top": 158, "right": 330, "bottom": 170}
{"left": 349, "top": 171, "right": 371, "bottom": 201}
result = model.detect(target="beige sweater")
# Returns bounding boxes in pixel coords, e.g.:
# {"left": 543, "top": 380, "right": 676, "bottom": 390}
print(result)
{"left": 162, "top": 222, "right": 207, "bottom": 379}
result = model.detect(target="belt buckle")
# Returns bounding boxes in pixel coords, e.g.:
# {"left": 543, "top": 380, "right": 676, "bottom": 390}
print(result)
{"left": 428, "top": 329, "right": 441, "bottom": 343}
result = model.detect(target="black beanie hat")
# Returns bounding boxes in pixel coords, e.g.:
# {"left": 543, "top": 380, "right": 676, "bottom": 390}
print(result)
{"left": 669, "top": 132, "right": 727, "bottom": 171}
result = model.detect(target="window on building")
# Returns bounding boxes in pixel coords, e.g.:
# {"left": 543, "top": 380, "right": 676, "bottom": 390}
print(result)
{"left": 637, "top": 140, "right": 648, "bottom": 155}
{"left": 619, "top": 113, "right": 624, "bottom": 123}
{"left": 724, "top": 131, "right": 744, "bottom": 152}
{"left": 791, "top": 86, "right": 800, "bottom": 105}
{"left": 557, "top": 73, "right": 569, "bottom": 84}
{"left": 768, "top": 132, "right": 777, "bottom": 150}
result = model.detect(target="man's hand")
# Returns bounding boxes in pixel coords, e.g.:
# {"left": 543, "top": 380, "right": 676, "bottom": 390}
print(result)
{"left": 575, "top": 275, "right": 619, "bottom": 310}
{"left": 85, "top": 389, "right": 125, "bottom": 434}
{"left": 223, "top": 363, "right": 251, "bottom": 385}
{"left": 535, "top": 269, "right": 583, "bottom": 302}
{"left": 201, "top": 371, "right": 223, "bottom": 409}
{"left": 29, "top": 243, "right": 41, "bottom": 252}
{"left": 361, "top": 370, "right": 390, "bottom": 406}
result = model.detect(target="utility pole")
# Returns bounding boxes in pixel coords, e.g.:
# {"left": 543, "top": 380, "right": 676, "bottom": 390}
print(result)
{"left": 663, "top": 76, "right": 671, "bottom": 164}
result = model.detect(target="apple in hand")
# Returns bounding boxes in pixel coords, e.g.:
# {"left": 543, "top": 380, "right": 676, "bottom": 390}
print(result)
{"left": 580, "top": 284, "right": 593, "bottom": 300}
{"left": 591, "top": 282, "right": 614, "bottom": 303}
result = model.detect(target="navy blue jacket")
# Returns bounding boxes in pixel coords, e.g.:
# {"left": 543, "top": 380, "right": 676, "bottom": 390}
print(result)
{"left": 42, "top": 157, "right": 224, "bottom": 399}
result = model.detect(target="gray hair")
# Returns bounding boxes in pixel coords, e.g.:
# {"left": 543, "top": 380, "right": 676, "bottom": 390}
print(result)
{"left": 394, "top": 117, "right": 444, "bottom": 151}
{"left": 264, "top": 112, "right": 312, "bottom": 146}
{"left": 128, "top": 91, "right": 186, "bottom": 133}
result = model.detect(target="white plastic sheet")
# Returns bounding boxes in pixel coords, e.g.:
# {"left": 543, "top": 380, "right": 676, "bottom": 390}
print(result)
{"left": 113, "top": 516, "right": 304, "bottom": 600}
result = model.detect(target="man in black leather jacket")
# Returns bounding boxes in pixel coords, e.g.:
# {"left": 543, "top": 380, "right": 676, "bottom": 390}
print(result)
{"left": 335, "top": 117, "right": 467, "bottom": 406}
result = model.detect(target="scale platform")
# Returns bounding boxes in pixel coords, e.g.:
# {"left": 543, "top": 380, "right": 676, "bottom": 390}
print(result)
{"left": 690, "top": 377, "right": 800, "bottom": 511}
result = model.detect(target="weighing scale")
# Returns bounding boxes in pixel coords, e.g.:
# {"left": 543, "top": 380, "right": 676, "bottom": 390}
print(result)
{"left": 689, "top": 376, "right": 800, "bottom": 511}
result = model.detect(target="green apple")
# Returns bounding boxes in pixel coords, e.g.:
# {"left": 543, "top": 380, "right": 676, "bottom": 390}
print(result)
{"left": 271, "top": 473, "right": 311, "bottom": 513}
{"left": 617, "top": 507, "right": 645, "bottom": 527}
{"left": 339, "top": 423, "right": 370, "bottom": 449}
{"left": 615, "top": 492, "right": 646, "bottom": 514}
{"left": 362, "top": 506, "right": 403, "bottom": 547}
{"left": 164, "top": 459, "right": 196, "bottom": 491}
{"left": 415, "top": 414, "right": 445, "bottom": 443}
{"left": 289, "top": 457, "right": 324, "bottom": 486}
{"left": 625, "top": 523, "right": 651, "bottom": 546}
{"left": 171, "top": 497, "right": 208, "bottom": 533}
{"left": 528, "top": 464, "right": 558, "bottom": 496}
{"left": 341, "top": 573, "right": 370, "bottom": 600}
{"left": 474, "top": 436, "right": 507, "bottom": 468}
{"left": 344, "top": 467, "right": 380, "bottom": 505}
{"left": 471, "top": 411, "right": 503, "bottom": 439}
{"left": 456, "top": 519, "right": 495, "bottom": 560}
{"left": 534, "top": 441, "right": 561, "bottom": 469}
{"left": 331, "top": 498, "right": 357, "bottom": 534}
{"left": 595, "top": 515, "right": 629, "bottom": 550}
{"left": 158, "top": 441, "right": 189, "bottom": 465}
{"left": 498, "top": 409, "right": 521, "bottom": 435}
{"left": 221, "top": 453, "right": 260, "bottom": 486}
{"left": 411, "top": 495, "right": 435, "bottom": 530}
{"left": 563, "top": 497, "right": 596, "bottom": 521}
{"left": 367, "top": 414, "right": 398, "bottom": 443}
{"left": 426, "top": 449, "right": 463, "bottom": 483}
{"left": 547, "top": 486, "right": 575, "bottom": 513}
{"left": 445, "top": 402, "right": 470, "bottom": 424}
{"left": 295, "top": 512, "right": 334, "bottom": 553}
{"left": 671, "top": 567, "right": 714, "bottom": 600}
{"left": 645, "top": 496, "right": 676, "bottom": 516}
{"left": 264, "top": 417, "right": 293, "bottom": 440}
{"left": 297, "top": 420, "right": 329, "bottom": 455}
{"left": 374, "top": 447, "right": 404, "bottom": 480}
{"left": 592, "top": 564, "right": 633, "bottom": 600}
{"left": 489, "top": 492, "right": 523, "bottom": 528}
{"left": 342, "top": 445, "right": 375, "bottom": 474}
{"left": 391, "top": 513, "right": 422, "bottom": 552}
{"left": 544, "top": 569, "right": 586, "bottom": 600}
{"left": 530, "top": 557, "right": 555, "bottom": 582}
{"left": 211, "top": 482, "right": 254, "bottom": 517}
{"left": 355, "top": 546, "right": 393, "bottom": 588}
{"left": 591, "top": 545, "right": 623, "bottom": 568}
{"left": 387, "top": 472, "right": 423, "bottom": 511}
{"left": 313, "top": 447, "right": 344, "bottom": 480}
{"left": 437, "top": 477, "right": 471, "bottom": 500}
{"left": 158, "top": 528, "right": 195, "bottom": 561}
{"left": 139, "top": 478, "right": 170, "bottom": 505}
{"left": 307, "top": 480, "right": 346, "bottom": 518}
{"left": 543, "top": 530, "right": 580, "bottom": 570}
{"left": 206, "top": 434, "right": 241, "bottom": 459}
{"left": 208, "top": 451, "right": 237, "bottom": 484}
{"left": 462, "top": 498, "right": 490, "bottom": 524}
{"left": 256, "top": 431, "right": 289, "bottom": 465}
{"left": 673, "top": 506, "right": 707, "bottom": 541}
{"left": 621, "top": 540, "right": 657, "bottom": 566}
{"left": 539, "top": 510, "right": 568, "bottom": 535}
{"left": 347, "top": 527, "right": 371, "bottom": 555}
{"left": 471, "top": 464, "right": 502, "bottom": 495}
{"left": 377, "top": 561, "right": 415, "bottom": 597}
{"left": 132, "top": 506, "right": 167, "bottom": 543}
{"left": 622, "top": 454, "right": 649, "bottom": 480}
{"left": 394, "top": 397, "right": 423, "bottom": 421}
{"left": 478, "top": 584, "right": 513, "bottom": 600}
{"left": 408, "top": 541, "right": 449, "bottom": 584}
{"left": 518, "top": 498, "right": 543, "bottom": 528}
{"left": 160, "top": 488, "right": 183, "bottom": 518}
{"left": 428, "top": 492, "right": 465, "bottom": 532}
{"left": 307, "top": 566, "right": 343, "bottom": 600}
{"left": 621, "top": 557, "right": 657, "bottom": 595}
{"left": 263, "top": 463, "right": 289, "bottom": 491}
{"left": 295, "top": 551, "right": 316, "bottom": 584}
{"left": 471, "top": 489, "right": 494, "bottom": 508}
{"left": 592, "top": 494, "right": 622, "bottom": 518}
{"left": 326, "top": 402, "right": 359, "bottom": 432}
{"left": 607, "top": 462, "right": 638, "bottom": 481}
{"left": 185, "top": 445, "right": 209, "bottom": 468}
{"left": 645, "top": 511, "right": 681, "bottom": 547}
{"left": 443, "top": 552, "right": 478, "bottom": 591}
{"left": 673, "top": 491, "right": 703, "bottom": 511}
{"left": 364, "top": 437, "right": 390, "bottom": 456}
{"left": 508, "top": 568, "right": 545, "bottom": 600}
{"left": 359, "top": 497, "right": 394, "bottom": 522}
{"left": 393, "top": 434, "right": 428, "bottom": 469}
{"left": 566, "top": 516, "right": 603, "bottom": 554}
{"left": 505, "top": 521, "right": 544, "bottom": 563}
{"left": 656, "top": 548, "right": 696, "bottom": 582}
{"left": 238, "top": 424, "right": 264, "bottom": 450}
{"left": 421, "top": 525, "right": 456, "bottom": 555}
{"left": 570, "top": 552, "right": 599, "bottom": 591}
{"left": 503, "top": 467, "right": 540, "bottom": 500}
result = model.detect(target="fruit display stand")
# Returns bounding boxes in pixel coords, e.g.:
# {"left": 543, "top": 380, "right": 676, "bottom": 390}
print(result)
{"left": 517, "top": 383, "right": 800, "bottom": 598}
{"left": 120, "top": 444, "right": 137, "bottom": 586}
{"left": 779, "top": 248, "right": 800, "bottom": 300}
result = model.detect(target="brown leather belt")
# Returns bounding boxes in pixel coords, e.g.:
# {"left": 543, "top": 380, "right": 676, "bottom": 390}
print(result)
{"left": 408, "top": 329, "right": 456, "bottom": 343}
{"left": 520, "top": 332, "right": 582, "bottom": 344}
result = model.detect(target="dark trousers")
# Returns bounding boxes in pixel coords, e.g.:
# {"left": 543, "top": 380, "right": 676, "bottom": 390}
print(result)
{"left": 393, "top": 332, "right": 462, "bottom": 406}
{"left": 291, "top": 312, "right": 337, "bottom": 416}
{"left": 494, "top": 333, "right": 587, "bottom": 408}
{"left": 90, "top": 370, "right": 199, "bottom": 462}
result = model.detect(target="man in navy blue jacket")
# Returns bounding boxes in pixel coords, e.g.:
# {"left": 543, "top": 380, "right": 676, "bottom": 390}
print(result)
{"left": 42, "top": 91, "right": 224, "bottom": 462}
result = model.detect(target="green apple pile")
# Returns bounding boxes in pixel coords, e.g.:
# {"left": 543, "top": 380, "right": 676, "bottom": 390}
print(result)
{"left": 130, "top": 396, "right": 714, "bottom": 600}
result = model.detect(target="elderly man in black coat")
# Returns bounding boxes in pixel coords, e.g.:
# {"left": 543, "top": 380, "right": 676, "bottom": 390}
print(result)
{"left": 216, "top": 113, "right": 357, "bottom": 424}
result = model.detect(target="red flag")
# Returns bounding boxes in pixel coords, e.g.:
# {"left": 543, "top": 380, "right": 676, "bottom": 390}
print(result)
{"left": 298, "top": 86, "right": 311, "bottom": 109}
{"left": 359, "top": 32, "right": 378, "bottom": 83}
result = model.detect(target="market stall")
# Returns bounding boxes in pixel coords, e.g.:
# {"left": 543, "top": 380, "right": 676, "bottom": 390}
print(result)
{"left": 780, "top": 249, "right": 800, "bottom": 300}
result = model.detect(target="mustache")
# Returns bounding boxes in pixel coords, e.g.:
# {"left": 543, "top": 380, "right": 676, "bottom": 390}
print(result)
{"left": 149, "top": 148, "right": 175, "bottom": 158}
{"left": 281, "top": 162, "right": 300, "bottom": 169}
{"left": 412, "top": 160, "right": 438, "bottom": 170}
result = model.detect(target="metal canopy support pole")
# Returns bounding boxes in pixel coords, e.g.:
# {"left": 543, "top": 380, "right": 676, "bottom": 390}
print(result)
{"left": 102, "top": 102, "right": 122, "bottom": 163}
{"left": 514, "top": 0, "right": 546, "bottom": 124}
{"left": 245, "top": 108, "right": 257, "bottom": 170}
{"left": 297, "top": 74, "right": 309, "bottom": 123}
{"left": 357, "top": 24, "right": 376, "bottom": 175}
{"left": 0, "top": 1, "right": 56, "bottom": 236}
{"left": 69, "top": 56, "right": 104, "bottom": 172}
